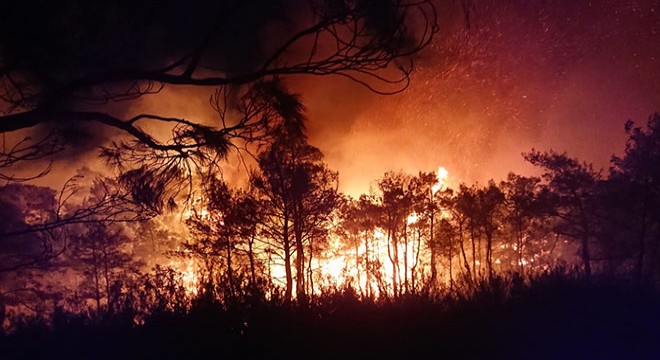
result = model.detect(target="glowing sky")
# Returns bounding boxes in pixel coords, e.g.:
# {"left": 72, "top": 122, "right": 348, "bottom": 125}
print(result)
{"left": 300, "top": 0, "right": 660, "bottom": 196}
{"left": 14, "top": 0, "right": 660, "bottom": 199}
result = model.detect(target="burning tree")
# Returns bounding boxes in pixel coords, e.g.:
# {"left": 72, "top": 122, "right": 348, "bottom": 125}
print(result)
{"left": 337, "top": 195, "right": 381, "bottom": 297}
{"left": 252, "top": 131, "right": 339, "bottom": 302}
{"left": 374, "top": 171, "right": 438, "bottom": 295}
{"left": 183, "top": 176, "right": 266, "bottom": 300}
{"left": 0, "top": 0, "right": 438, "bottom": 311}
{"left": 499, "top": 173, "right": 553, "bottom": 275}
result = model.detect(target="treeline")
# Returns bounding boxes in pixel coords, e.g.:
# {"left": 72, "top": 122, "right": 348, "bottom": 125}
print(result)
{"left": 1, "top": 114, "right": 660, "bottom": 326}
{"left": 179, "top": 112, "right": 660, "bottom": 304}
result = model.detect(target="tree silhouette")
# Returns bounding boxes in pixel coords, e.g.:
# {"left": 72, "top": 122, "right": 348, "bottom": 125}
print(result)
{"left": 69, "top": 223, "right": 140, "bottom": 314}
{"left": 500, "top": 173, "right": 547, "bottom": 275}
{"left": 338, "top": 195, "right": 381, "bottom": 297}
{"left": 525, "top": 150, "right": 602, "bottom": 277}
{"left": 184, "top": 178, "right": 236, "bottom": 298}
{"left": 455, "top": 184, "right": 481, "bottom": 278}
{"left": 0, "top": 175, "right": 151, "bottom": 275}
{"left": 183, "top": 176, "right": 269, "bottom": 301}
{"left": 407, "top": 172, "right": 437, "bottom": 292}
{"left": 609, "top": 113, "right": 660, "bottom": 284}
{"left": 252, "top": 132, "right": 338, "bottom": 302}
{"left": 440, "top": 188, "right": 473, "bottom": 280}
{"left": 0, "top": 0, "right": 437, "bottom": 206}
{"left": 475, "top": 181, "right": 505, "bottom": 279}
{"left": 376, "top": 171, "right": 412, "bottom": 296}
{"left": 374, "top": 171, "right": 435, "bottom": 295}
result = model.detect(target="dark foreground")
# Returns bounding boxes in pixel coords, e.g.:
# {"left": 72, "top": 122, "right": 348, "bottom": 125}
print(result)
{"left": 2, "top": 275, "right": 659, "bottom": 359}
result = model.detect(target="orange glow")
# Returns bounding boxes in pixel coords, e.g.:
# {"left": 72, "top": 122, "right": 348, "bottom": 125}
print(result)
{"left": 432, "top": 166, "right": 449, "bottom": 194}
{"left": 167, "top": 256, "right": 200, "bottom": 297}
{"left": 163, "top": 164, "right": 571, "bottom": 298}
{"left": 173, "top": 166, "right": 463, "bottom": 297}
{"left": 407, "top": 212, "right": 419, "bottom": 225}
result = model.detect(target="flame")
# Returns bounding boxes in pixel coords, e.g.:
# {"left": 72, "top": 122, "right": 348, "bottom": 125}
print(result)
{"left": 168, "top": 258, "right": 200, "bottom": 297}
{"left": 170, "top": 165, "right": 560, "bottom": 297}
{"left": 431, "top": 166, "right": 448, "bottom": 194}
{"left": 183, "top": 206, "right": 210, "bottom": 220}
{"left": 170, "top": 166, "right": 458, "bottom": 298}
{"left": 407, "top": 212, "right": 419, "bottom": 225}
{"left": 180, "top": 261, "right": 199, "bottom": 296}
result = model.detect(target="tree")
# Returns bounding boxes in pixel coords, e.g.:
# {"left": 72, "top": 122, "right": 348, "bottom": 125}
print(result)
{"left": 440, "top": 188, "right": 473, "bottom": 280}
{"left": 376, "top": 171, "right": 411, "bottom": 296}
{"left": 436, "top": 216, "right": 458, "bottom": 289}
{"left": 0, "top": 0, "right": 437, "bottom": 206}
{"left": 252, "top": 133, "right": 338, "bottom": 302}
{"left": 407, "top": 172, "right": 438, "bottom": 292}
{"left": 338, "top": 195, "right": 380, "bottom": 297}
{"left": 500, "top": 173, "right": 546, "bottom": 275}
{"left": 230, "top": 188, "right": 266, "bottom": 291}
{"left": 184, "top": 178, "right": 236, "bottom": 298}
{"left": 0, "top": 176, "right": 154, "bottom": 321}
{"left": 184, "top": 176, "right": 267, "bottom": 300}
{"left": 475, "top": 181, "right": 505, "bottom": 279}
{"left": 453, "top": 181, "right": 505, "bottom": 280}
{"left": 609, "top": 113, "right": 660, "bottom": 284}
{"left": 0, "top": 184, "right": 61, "bottom": 275}
{"left": 525, "top": 150, "right": 602, "bottom": 278}
{"left": 374, "top": 171, "right": 434, "bottom": 295}
{"left": 0, "top": 174, "right": 151, "bottom": 275}
{"left": 455, "top": 184, "right": 481, "bottom": 277}
{"left": 69, "top": 223, "right": 140, "bottom": 314}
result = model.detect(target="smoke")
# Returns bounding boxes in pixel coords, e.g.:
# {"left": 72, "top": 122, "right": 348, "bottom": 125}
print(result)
{"left": 299, "top": 0, "right": 660, "bottom": 196}
{"left": 11, "top": 0, "right": 660, "bottom": 198}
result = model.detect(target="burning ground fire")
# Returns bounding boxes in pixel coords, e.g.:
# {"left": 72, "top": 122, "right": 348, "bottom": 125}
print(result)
{"left": 171, "top": 166, "right": 561, "bottom": 298}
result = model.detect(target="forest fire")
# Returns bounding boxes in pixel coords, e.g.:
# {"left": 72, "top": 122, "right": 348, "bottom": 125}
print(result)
{"left": 1, "top": 0, "right": 660, "bottom": 358}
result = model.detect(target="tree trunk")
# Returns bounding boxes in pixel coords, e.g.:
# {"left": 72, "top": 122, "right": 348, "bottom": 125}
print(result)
{"left": 92, "top": 246, "right": 102, "bottom": 312}
{"left": 295, "top": 231, "right": 306, "bottom": 302}
{"left": 517, "top": 230, "right": 524, "bottom": 275}
{"left": 430, "top": 210, "right": 437, "bottom": 286}
{"left": 283, "top": 220, "right": 293, "bottom": 302}
{"left": 355, "top": 239, "right": 362, "bottom": 295}
{"left": 101, "top": 240, "right": 112, "bottom": 314}
{"left": 387, "top": 226, "right": 399, "bottom": 296}
{"left": 226, "top": 236, "right": 234, "bottom": 299}
{"left": 248, "top": 236, "right": 257, "bottom": 288}
{"left": 307, "top": 237, "right": 314, "bottom": 296}
{"left": 411, "top": 227, "right": 422, "bottom": 293}
{"left": 581, "top": 235, "right": 591, "bottom": 278}
{"left": 403, "top": 223, "right": 409, "bottom": 294}
{"left": 459, "top": 221, "right": 471, "bottom": 278}
{"left": 470, "top": 224, "right": 477, "bottom": 277}
{"left": 636, "top": 210, "right": 647, "bottom": 285}
{"left": 449, "top": 229, "right": 453, "bottom": 291}
{"left": 485, "top": 226, "right": 494, "bottom": 280}
{"left": 365, "top": 233, "right": 372, "bottom": 298}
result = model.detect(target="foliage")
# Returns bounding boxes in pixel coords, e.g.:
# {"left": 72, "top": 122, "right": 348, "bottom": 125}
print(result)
{"left": 1, "top": 272, "right": 658, "bottom": 359}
